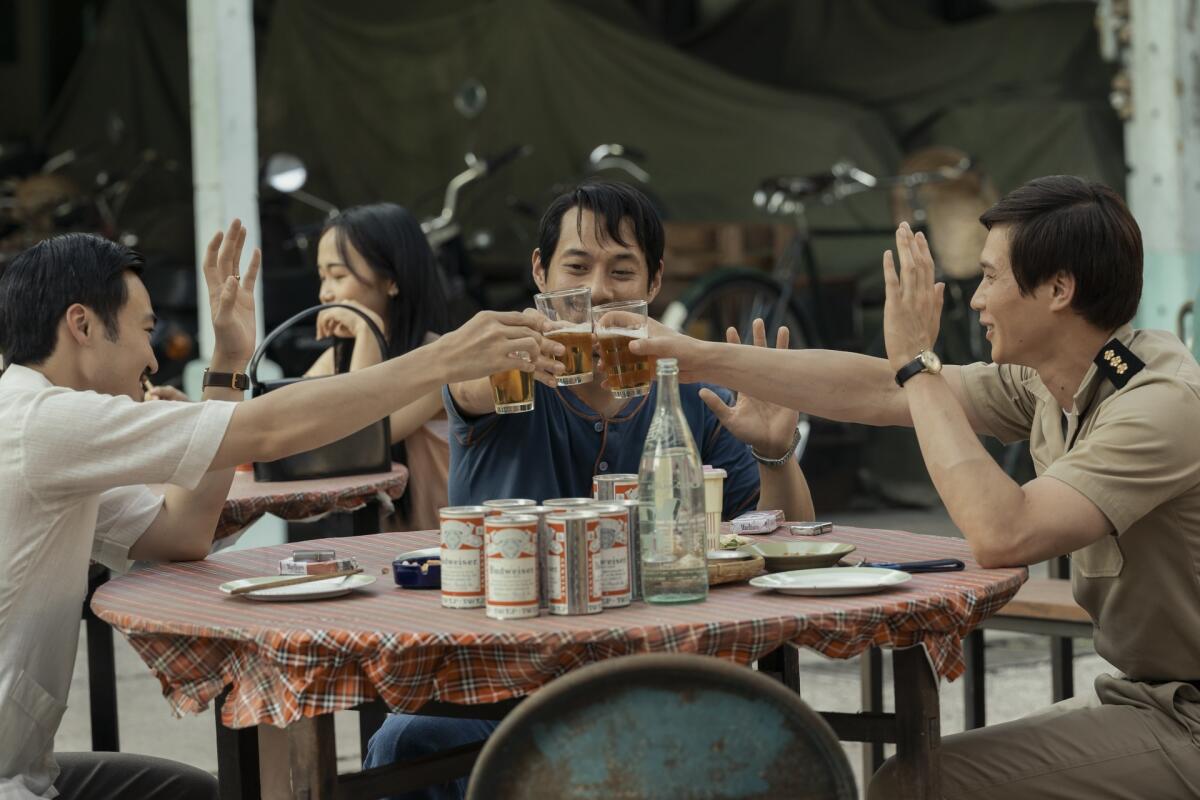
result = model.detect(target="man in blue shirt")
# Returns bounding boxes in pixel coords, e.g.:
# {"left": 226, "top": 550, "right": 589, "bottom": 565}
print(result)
{"left": 445, "top": 181, "right": 812, "bottom": 519}
{"left": 364, "top": 182, "right": 814, "bottom": 800}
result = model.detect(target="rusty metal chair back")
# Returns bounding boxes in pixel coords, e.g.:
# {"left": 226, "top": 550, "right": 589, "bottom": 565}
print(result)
{"left": 465, "top": 653, "right": 856, "bottom": 800}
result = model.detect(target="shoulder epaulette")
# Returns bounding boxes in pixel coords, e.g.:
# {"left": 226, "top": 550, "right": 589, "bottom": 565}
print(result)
{"left": 1093, "top": 339, "right": 1145, "bottom": 389}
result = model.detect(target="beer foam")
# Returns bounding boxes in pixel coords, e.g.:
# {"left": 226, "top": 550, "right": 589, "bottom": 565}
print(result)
{"left": 547, "top": 324, "right": 592, "bottom": 335}
{"left": 595, "top": 327, "right": 647, "bottom": 338}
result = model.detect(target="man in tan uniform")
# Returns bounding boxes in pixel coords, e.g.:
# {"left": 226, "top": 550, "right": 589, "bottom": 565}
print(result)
{"left": 631, "top": 175, "right": 1200, "bottom": 798}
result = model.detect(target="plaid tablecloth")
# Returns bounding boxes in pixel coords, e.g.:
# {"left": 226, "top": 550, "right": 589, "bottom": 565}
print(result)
{"left": 93, "top": 527, "right": 1026, "bottom": 729}
{"left": 213, "top": 466, "right": 409, "bottom": 541}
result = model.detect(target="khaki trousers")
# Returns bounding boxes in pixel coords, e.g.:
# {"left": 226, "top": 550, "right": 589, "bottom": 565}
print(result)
{"left": 868, "top": 674, "right": 1200, "bottom": 799}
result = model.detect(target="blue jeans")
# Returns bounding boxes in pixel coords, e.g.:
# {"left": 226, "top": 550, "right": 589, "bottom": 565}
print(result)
{"left": 363, "top": 714, "right": 500, "bottom": 800}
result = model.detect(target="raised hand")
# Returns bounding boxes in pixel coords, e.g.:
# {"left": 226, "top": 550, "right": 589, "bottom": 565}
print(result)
{"left": 883, "top": 222, "right": 944, "bottom": 371}
{"left": 201, "top": 219, "right": 261, "bottom": 367}
{"left": 435, "top": 310, "right": 565, "bottom": 386}
{"left": 698, "top": 319, "right": 800, "bottom": 458}
{"left": 316, "top": 300, "right": 385, "bottom": 341}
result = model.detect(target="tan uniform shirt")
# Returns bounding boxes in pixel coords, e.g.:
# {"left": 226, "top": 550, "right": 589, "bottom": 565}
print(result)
{"left": 960, "top": 325, "right": 1200, "bottom": 682}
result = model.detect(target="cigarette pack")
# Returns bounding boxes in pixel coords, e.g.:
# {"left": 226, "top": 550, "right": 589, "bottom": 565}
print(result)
{"left": 278, "top": 556, "right": 358, "bottom": 576}
{"left": 728, "top": 510, "right": 785, "bottom": 535}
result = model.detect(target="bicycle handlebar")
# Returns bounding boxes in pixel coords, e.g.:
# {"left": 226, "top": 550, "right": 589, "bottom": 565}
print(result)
{"left": 422, "top": 144, "right": 533, "bottom": 236}
{"left": 754, "top": 155, "right": 976, "bottom": 215}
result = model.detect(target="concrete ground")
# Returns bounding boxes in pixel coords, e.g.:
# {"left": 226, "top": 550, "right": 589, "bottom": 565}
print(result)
{"left": 58, "top": 504, "right": 1111, "bottom": 798}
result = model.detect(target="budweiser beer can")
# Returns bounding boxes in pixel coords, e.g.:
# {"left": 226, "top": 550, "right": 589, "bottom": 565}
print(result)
{"left": 438, "top": 505, "right": 489, "bottom": 609}
{"left": 482, "top": 498, "right": 537, "bottom": 515}
{"left": 545, "top": 511, "right": 602, "bottom": 615}
{"left": 590, "top": 503, "right": 633, "bottom": 608}
{"left": 542, "top": 497, "right": 594, "bottom": 513}
{"left": 525, "top": 505, "right": 556, "bottom": 608}
{"left": 484, "top": 514, "right": 540, "bottom": 620}
{"left": 615, "top": 498, "right": 644, "bottom": 601}
{"left": 592, "top": 473, "right": 639, "bottom": 501}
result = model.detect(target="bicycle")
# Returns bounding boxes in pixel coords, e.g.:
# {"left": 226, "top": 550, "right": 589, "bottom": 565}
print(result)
{"left": 660, "top": 153, "right": 986, "bottom": 364}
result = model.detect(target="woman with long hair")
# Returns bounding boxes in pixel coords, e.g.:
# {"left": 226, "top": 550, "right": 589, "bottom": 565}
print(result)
{"left": 306, "top": 202, "right": 449, "bottom": 530}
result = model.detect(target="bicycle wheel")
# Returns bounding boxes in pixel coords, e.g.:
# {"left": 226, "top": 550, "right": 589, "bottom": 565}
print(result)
{"left": 661, "top": 267, "right": 816, "bottom": 349}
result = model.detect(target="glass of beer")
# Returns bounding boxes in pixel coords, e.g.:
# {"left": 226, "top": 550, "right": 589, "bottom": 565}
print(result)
{"left": 490, "top": 352, "right": 535, "bottom": 414}
{"left": 534, "top": 287, "right": 593, "bottom": 386}
{"left": 592, "top": 299, "right": 652, "bottom": 398}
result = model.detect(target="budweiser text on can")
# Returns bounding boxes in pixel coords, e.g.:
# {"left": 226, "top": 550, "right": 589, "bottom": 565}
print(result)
{"left": 484, "top": 514, "right": 540, "bottom": 620}
{"left": 615, "top": 498, "right": 644, "bottom": 601}
{"left": 545, "top": 511, "right": 602, "bottom": 615}
{"left": 590, "top": 503, "right": 633, "bottom": 608}
{"left": 592, "top": 473, "right": 639, "bottom": 501}
{"left": 438, "top": 505, "right": 489, "bottom": 609}
{"left": 482, "top": 498, "right": 537, "bottom": 515}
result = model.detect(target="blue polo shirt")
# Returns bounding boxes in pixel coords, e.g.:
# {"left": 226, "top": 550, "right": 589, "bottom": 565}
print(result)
{"left": 443, "top": 381, "right": 760, "bottom": 518}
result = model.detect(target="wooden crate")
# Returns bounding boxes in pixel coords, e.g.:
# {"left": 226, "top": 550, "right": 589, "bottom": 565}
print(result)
{"left": 662, "top": 221, "right": 791, "bottom": 279}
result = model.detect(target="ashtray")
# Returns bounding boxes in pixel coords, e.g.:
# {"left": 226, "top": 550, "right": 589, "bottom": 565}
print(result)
{"left": 391, "top": 547, "right": 441, "bottom": 589}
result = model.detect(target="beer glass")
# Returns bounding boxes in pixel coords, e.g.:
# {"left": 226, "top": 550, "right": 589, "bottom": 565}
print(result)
{"left": 592, "top": 299, "right": 652, "bottom": 398}
{"left": 490, "top": 352, "right": 535, "bottom": 413}
{"left": 534, "top": 287, "right": 593, "bottom": 386}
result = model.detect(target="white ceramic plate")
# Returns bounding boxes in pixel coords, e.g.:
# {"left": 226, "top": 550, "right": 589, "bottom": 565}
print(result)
{"left": 749, "top": 567, "right": 911, "bottom": 596}
{"left": 220, "top": 574, "right": 376, "bottom": 601}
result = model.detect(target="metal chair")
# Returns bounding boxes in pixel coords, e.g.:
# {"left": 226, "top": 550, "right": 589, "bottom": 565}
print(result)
{"left": 466, "top": 653, "right": 857, "bottom": 800}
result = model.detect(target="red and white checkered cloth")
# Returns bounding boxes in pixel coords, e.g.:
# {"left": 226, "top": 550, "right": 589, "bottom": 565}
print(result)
{"left": 93, "top": 527, "right": 1026, "bottom": 729}
{"left": 213, "top": 466, "right": 408, "bottom": 541}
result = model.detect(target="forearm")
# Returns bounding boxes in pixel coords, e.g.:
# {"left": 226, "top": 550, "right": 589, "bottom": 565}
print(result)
{"left": 350, "top": 329, "right": 384, "bottom": 373}
{"left": 134, "top": 358, "right": 245, "bottom": 561}
{"left": 448, "top": 377, "right": 496, "bottom": 418}
{"left": 756, "top": 459, "right": 814, "bottom": 521}
{"left": 389, "top": 389, "right": 444, "bottom": 443}
{"left": 701, "top": 343, "right": 911, "bottom": 427}
{"left": 904, "top": 373, "right": 1026, "bottom": 566}
{"left": 217, "top": 346, "right": 452, "bottom": 470}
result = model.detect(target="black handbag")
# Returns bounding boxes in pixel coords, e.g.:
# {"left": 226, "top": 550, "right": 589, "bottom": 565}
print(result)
{"left": 248, "top": 303, "right": 392, "bottom": 482}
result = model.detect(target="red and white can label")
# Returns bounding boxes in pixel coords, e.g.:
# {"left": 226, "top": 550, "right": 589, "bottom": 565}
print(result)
{"left": 440, "top": 514, "right": 486, "bottom": 609}
{"left": 485, "top": 519, "right": 539, "bottom": 619}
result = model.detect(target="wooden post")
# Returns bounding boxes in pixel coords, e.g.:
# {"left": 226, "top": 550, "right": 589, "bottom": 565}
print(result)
{"left": 287, "top": 715, "right": 338, "bottom": 800}
{"left": 892, "top": 646, "right": 942, "bottom": 800}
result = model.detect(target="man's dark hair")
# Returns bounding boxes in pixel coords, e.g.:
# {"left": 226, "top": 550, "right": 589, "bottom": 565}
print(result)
{"left": 0, "top": 233, "right": 144, "bottom": 366}
{"left": 537, "top": 182, "right": 664, "bottom": 287}
{"left": 979, "top": 176, "right": 1142, "bottom": 330}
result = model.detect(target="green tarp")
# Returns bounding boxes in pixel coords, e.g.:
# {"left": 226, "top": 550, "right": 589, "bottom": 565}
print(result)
{"left": 39, "top": 0, "right": 1124, "bottom": 274}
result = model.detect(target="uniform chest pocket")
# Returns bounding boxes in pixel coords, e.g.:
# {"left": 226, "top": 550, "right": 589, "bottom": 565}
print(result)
{"left": 1075, "top": 534, "right": 1125, "bottom": 578}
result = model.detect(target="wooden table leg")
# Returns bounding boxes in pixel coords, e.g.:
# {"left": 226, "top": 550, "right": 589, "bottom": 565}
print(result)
{"left": 214, "top": 690, "right": 261, "bottom": 800}
{"left": 861, "top": 646, "right": 885, "bottom": 779}
{"left": 892, "top": 646, "right": 942, "bottom": 800}
{"left": 288, "top": 715, "right": 338, "bottom": 800}
{"left": 351, "top": 499, "right": 381, "bottom": 537}
{"left": 84, "top": 565, "right": 119, "bottom": 752}
{"left": 963, "top": 628, "right": 986, "bottom": 729}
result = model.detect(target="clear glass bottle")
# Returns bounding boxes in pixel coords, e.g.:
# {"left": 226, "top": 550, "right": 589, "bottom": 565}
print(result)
{"left": 637, "top": 358, "right": 708, "bottom": 604}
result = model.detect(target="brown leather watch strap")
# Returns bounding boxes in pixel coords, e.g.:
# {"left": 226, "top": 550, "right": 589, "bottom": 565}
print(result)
{"left": 202, "top": 369, "right": 249, "bottom": 391}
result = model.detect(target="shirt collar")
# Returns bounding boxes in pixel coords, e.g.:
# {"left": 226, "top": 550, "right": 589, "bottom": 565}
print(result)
{"left": 0, "top": 363, "right": 53, "bottom": 390}
{"left": 1020, "top": 323, "right": 1136, "bottom": 414}
{"left": 555, "top": 383, "right": 654, "bottom": 423}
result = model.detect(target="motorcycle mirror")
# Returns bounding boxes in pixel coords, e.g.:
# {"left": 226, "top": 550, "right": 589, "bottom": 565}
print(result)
{"left": 264, "top": 153, "right": 308, "bottom": 193}
{"left": 453, "top": 79, "right": 488, "bottom": 119}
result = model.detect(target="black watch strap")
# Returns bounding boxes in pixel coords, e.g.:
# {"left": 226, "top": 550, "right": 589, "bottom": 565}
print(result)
{"left": 894, "top": 357, "right": 927, "bottom": 387}
{"left": 202, "top": 369, "right": 249, "bottom": 391}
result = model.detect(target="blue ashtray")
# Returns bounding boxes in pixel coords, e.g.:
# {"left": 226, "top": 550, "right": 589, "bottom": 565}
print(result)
{"left": 392, "top": 548, "right": 441, "bottom": 589}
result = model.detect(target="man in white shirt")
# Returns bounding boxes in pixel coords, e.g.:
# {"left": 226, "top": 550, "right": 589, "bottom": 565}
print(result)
{"left": 0, "top": 222, "right": 563, "bottom": 799}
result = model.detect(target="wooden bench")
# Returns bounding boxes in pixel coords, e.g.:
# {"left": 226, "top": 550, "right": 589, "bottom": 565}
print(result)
{"left": 962, "top": 558, "right": 1094, "bottom": 729}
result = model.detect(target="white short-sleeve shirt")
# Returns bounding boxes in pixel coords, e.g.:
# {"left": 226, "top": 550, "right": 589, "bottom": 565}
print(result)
{"left": 0, "top": 365, "right": 236, "bottom": 798}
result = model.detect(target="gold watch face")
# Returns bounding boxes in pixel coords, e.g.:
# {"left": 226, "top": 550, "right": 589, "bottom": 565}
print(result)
{"left": 919, "top": 350, "right": 942, "bottom": 374}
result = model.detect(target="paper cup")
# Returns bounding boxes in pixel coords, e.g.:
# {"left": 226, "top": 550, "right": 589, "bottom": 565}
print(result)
{"left": 703, "top": 466, "right": 727, "bottom": 551}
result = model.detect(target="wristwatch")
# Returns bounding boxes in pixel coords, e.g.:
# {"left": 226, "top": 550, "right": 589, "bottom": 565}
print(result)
{"left": 751, "top": 423, "right": 804, "bottom": 467}
{"left": 894, "top": 350, "right": 942, "bottom": 387}
{"left": 202, "top": 368, "right": 250, "bottom": 391}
